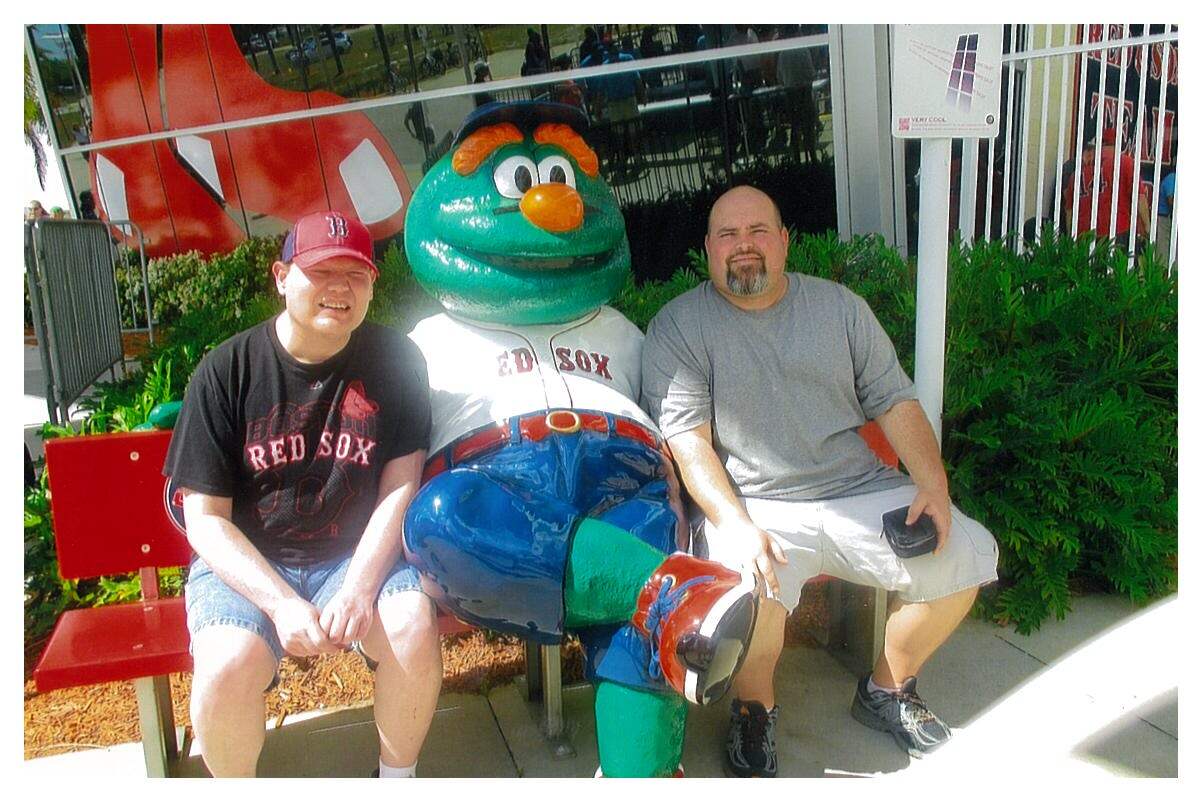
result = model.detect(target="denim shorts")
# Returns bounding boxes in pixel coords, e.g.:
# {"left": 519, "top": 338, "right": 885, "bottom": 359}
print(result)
{"left": 185, "top": 552, "right": 424, "bottom": 663}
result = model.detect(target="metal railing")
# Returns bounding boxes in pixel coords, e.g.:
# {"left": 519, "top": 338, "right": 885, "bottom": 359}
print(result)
{"left": 24, "top": 218, "right": 152, "bottom": 425}
{"left": 961, "top": 24, "right": 1178, "bottom": 269}
{"left": 486, "top": 53, "right": 832, "bottom": 206}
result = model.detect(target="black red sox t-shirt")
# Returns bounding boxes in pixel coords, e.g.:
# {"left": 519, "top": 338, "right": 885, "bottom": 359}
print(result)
{"left": 164, "top": 319, "right": 431, "bottom": 567}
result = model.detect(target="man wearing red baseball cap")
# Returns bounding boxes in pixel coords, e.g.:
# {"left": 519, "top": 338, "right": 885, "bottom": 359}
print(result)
{"left": 164, "top": 210, "right": 441, "bottom": 777}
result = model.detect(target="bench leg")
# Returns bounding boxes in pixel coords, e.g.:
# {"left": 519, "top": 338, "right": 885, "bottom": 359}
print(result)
{"left": 522, "top": 642, "right": 575, "bottom": 757}
{"left": 133, "top": 675, "right": 177, "bottom": 778}
{"left": 869, "top": 586, "right": 888, "bottom": 667}
{"left": 538, "top": 644, "right": 575, "bottom": 758}
{"left": 523, "top": 639, "right": 543, "bottom": 701}
{"left": 538, "top": 644, "right": 564, "bottom": 738}
{"left": 827, "top": 581, "right": 889, "bottom": 676}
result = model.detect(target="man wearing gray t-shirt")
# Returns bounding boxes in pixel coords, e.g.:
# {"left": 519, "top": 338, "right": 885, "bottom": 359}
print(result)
{"left": 641, "top": 186, "right": 998, "bottom": 776}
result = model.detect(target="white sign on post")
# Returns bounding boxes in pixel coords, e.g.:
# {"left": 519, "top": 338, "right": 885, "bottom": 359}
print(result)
{"left": 892, "top": 25, "right": 1003, "bottom": 138}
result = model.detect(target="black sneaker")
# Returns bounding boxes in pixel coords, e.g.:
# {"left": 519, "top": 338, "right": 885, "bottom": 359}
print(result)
{"left": 850, "top": 675, "right": 951, "bottom": 758}
{"left": 724, "top": 699, "right": 778, "bottom": 777}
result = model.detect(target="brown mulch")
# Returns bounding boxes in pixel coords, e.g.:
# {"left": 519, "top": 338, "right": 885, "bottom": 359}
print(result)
{"left": 23, "top": 589, "right": 829, "bottom": 761}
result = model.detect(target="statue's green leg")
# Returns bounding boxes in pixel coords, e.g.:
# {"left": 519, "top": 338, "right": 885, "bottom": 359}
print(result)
{"left": 594, "top": 680, "right": 686, "bottom": 777}
{"left": 563, "top": 517, "right": 664, "bottom": 626}
{"left": 563, "top": 518, "right": 685, "bottom": 776}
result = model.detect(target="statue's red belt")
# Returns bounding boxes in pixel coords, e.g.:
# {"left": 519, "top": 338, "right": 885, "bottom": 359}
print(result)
{"left": 422, "top": 410, "right": 663, "bottom": 484}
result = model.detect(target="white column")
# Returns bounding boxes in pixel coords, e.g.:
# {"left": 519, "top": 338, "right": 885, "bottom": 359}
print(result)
{"left": 829, "top": 24, "right": 898, "bottom": 245}
{"left": 914, "top": 137, "right": 953, "bottom": 446}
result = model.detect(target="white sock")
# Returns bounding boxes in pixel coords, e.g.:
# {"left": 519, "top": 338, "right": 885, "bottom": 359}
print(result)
{"left": 867, "top": 676, "right": 897, "bottom": 695}
{"left": 378, "top": 760, "right": 417, "bottom": 778}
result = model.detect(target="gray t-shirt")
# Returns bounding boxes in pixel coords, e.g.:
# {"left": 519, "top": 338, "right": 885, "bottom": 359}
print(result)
{"left": 642, "top": 273, "right": 916, "bottom": 501}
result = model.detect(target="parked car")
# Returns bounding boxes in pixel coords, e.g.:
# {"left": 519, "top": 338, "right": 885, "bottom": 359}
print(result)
{"left": 246, "top": 29, "right": 283, "bottom": 51}
{"left": 288, "top": 31, "right": 352, "bottom": 64}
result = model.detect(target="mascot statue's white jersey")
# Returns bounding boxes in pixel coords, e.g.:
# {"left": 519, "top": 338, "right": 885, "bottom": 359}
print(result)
{"left": 409, "top": 305, "right": 653, "bottom": 453}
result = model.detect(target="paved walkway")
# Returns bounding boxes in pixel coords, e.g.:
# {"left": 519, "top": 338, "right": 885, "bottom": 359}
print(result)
{"left": 20, "top": 593, "right": 1177, "bottom": 778}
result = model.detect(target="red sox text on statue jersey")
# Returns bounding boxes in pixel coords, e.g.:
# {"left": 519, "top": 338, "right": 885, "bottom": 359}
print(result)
{"left": 410, "top": 306, "right": 656, "bottom": 454}
{"left": 497, "top": 347, "right": 614, "bottom": 380}
{"left": 242, "top": 380, "right": 380, "bottom": 541}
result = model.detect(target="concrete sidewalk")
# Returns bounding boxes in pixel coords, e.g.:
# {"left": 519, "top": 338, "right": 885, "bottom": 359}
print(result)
{"left": 21, "top": 593, "right": 1178, "bottom": 778}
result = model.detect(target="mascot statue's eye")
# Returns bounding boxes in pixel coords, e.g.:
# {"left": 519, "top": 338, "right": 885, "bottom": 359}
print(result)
{"left": 494, "top": 155, "right": 539, "bottom": 199}
{"left": 537, "top": 156, "right": 576, "bottom": 188}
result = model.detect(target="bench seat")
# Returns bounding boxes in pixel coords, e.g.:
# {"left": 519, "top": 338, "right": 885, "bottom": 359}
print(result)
{"left": 33, "top": 598, "right": 475, "bottom": 694}
{"left": 34, "top": 598, "right": 191, "bottom": 693}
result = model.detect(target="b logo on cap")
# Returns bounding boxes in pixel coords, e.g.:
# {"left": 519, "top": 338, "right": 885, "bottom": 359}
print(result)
{"left": 327, "top": 213, "right": 350, "bottom": 239}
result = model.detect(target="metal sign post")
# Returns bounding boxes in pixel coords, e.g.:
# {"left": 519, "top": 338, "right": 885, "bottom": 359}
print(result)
{"left": 892, "top": 25, "right": 1003, "bottom": 445}
{"left": 913, "top": 138, "right": 953, "bottom": 444}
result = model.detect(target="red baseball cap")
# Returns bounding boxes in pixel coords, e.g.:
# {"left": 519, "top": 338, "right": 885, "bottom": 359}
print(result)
{"left": 282, "top": 210, "right": 378, "bottom": 277}
{"left": 1101, "top": 125, "right": 1118, "bottom": 146}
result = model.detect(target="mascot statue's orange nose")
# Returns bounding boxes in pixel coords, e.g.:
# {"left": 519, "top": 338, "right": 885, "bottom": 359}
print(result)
{"left": 519, "top": 183, "right": 584, "bottom": 232}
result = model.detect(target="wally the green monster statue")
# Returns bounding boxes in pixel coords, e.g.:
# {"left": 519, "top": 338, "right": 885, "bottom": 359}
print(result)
{"left": 402, "top": 102, "right": 759, "bottom": 776}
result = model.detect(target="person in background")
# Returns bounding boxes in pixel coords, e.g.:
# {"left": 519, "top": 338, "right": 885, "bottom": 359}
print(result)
{"left": 1155, "top": 169, "right": 1175, "bottom": 265}
{"left": 472, "top": 61, "right": 495, "bottom": 108}
{"left": 25, "top": 200, "right": 48, "bottom": 221}
{"left": 78, "top": 190, "right": 98, "bottom": 220}
{"left": 755, "top": 25, "right": 779, "bottom": 87}
{"left": 774, "top": 24, "right": 819, "bottom": 163}
{"left": 580, "top": 26, "right": 603, "bottom": 67}
{"left": 404, "top": 102, "right": 435, "bottom": 149}
{"left": 522, "top": 28, "right": 549, "bottom": 76}
{"left": 729, "top": 25, "right": 762, "bottom": 90}
{"left": 1061, "top": 126, "right": 1152, "bottom": 251}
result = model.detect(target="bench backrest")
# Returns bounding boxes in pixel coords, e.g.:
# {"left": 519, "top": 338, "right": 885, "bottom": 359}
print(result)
{"left": 859, "top": 420, "right": 899, "bottom": 468}
{"left": 40, "top": 422, "right": 898, "bottom": 581}
{"left": 43, "top": 429, "right": 191, "bottom": 581}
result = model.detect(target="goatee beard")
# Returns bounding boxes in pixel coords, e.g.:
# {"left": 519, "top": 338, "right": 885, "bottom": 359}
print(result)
{"left": 727, "top": 259, "right": 769, "bottom": 296}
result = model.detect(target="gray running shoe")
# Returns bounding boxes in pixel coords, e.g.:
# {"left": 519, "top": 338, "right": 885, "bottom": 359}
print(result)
{"left": 724, "top": 699, "right": 778, "bottom": 777}
{"left": 850, "top": 675, "right": 951, "bottom": 758}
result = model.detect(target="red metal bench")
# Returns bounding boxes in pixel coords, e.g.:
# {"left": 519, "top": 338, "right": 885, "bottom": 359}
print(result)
{"left": 33, "top": 429, "right": 476, "bottom": 776}
{"left": 33, "top": 423, "right": 899, "bottom": 775}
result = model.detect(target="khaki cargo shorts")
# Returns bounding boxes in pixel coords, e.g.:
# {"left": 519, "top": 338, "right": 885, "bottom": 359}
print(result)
{"left": 699, "top": 484, "right": 999, "bottom": 612}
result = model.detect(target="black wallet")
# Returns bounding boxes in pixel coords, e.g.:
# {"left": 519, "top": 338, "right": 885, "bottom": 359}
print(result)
{"left": 881, "top": 506, "right": 938, "bottom": 558}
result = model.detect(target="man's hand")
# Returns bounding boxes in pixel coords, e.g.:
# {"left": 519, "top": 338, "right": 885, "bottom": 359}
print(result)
{"left": 319, "top": 588, "right": 376, "bottom": 647}
{"left": 906, "top": 485, "right": 952, "bottom": 555}
{"left": 875, "top": 400, "right": 955, "bottom": 555}
{"left": 722, "top": 519, "right": 787, "bottom": 598}
{"left": 271, "top": 597, "right": 338, "bottom": 656}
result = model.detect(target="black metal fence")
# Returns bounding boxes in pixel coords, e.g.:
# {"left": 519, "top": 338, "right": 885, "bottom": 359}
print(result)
{"left": 24, "top": 219, "right": 150, "bottom": 425}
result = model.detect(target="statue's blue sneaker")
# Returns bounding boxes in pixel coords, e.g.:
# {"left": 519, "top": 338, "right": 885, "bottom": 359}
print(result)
{"left": 850, "top": 675, "right": 951, "bottom": 758}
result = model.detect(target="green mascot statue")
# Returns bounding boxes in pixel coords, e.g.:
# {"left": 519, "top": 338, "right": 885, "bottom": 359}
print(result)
{"left": 402, "top": 101, "right": 759, "bottom": 776}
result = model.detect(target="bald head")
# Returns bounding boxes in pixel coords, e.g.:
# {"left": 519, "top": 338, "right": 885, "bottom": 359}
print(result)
{"left": 707, "top": 185, "right": 783, "bottom": 234}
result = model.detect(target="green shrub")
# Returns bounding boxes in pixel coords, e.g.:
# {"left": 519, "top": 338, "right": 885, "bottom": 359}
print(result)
{"left": 24, "top": 465, "right": 82, "bottom": 645}
{"left": 75, "top": 349, "right": 185, "bottom": 433}
{"left": 938, "top": 234, "right": 1176, "bottom": 632}
{"left": 612, "top": 262, "right": 705, "bottom": 330}
{"left": 367, "top": 241, "right": 441, "bottom": 332}
{"left": 114, "top": 236, "right": 282, "bottom": 328}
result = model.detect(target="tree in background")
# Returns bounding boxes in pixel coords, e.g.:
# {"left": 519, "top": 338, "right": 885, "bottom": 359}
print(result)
{"left": 24, "top": 54, "right": 48, "bottom": 190}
